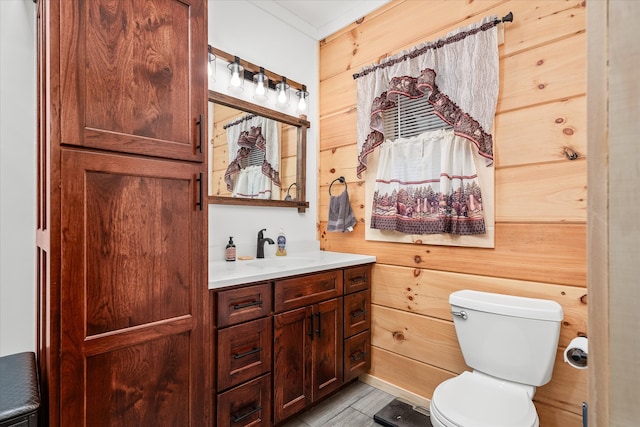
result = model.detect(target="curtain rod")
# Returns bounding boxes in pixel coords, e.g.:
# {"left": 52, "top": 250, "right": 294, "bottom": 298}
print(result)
{"left": 352, "top": 12, "right": 514, "bottom": 80}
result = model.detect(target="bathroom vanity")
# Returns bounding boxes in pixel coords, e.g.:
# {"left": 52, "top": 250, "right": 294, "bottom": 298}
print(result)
{"left": 209, "top": 252, "right": 375, "bottom": 426}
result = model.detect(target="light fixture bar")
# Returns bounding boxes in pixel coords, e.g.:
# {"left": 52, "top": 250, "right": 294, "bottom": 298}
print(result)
{"left": 209, "top": 45, "right": 306, "bottom": 92}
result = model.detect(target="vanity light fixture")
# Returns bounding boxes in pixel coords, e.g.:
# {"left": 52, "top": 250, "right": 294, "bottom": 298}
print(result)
{"left": 253, "top": 67, "right": 268, "bottom": 101}
{"left": 296, "top": 85, "right": 309, "bottom": 112}
{"left": 227, "top": 56, "right": 244, "bottom": 92}
{"left": 208, "top": 51, "right": 216, "bottom": 87}
{"left": 275, "top": 77, "right": 290, "bottom": 107}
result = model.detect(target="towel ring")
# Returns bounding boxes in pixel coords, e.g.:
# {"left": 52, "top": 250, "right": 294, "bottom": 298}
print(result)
{"left": 284, "top": 182, "right": 297, "bottom": 201}
{"left": 329, "top": 176, "right": 347, "bottom": 196}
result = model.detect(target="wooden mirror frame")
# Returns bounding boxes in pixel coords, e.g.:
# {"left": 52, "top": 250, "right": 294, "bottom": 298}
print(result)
{"left": 207, "top": 90, "right": 310, "bottom": 212}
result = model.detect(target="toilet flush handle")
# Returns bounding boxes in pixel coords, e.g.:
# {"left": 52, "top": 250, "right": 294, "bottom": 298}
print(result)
{"left": 451, "top": 310, "right": 468, "bottom": 320}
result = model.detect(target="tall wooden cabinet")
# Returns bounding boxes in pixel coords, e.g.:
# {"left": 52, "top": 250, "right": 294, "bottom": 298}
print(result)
{"left": 36, "top": 1, "right": 209, "bottom": 426}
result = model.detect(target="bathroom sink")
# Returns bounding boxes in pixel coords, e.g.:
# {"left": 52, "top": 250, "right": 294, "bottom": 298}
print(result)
{"left": 240, "top": 256, "right": 316, "bottom": 269}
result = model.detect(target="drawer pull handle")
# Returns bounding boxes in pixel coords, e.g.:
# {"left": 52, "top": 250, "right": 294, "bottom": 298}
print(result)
{"left": 232, "top": 405, "right": 262, "bottom": 423}
{"left": 233, "top": 347, "right": 262, "bottom": 360}
{"left": 349, "top": 276, "right": 367, "bottom": 283}
{"left": 351, "top": 309, "right": 367, "bottom": 318}
{"left": 233, "top": 300, "right": 262, "bottom": 310}
{"left": 351, "top": 351, "right": 367, "bottom": 362}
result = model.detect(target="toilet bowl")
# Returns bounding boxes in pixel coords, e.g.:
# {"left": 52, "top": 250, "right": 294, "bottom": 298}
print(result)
{"left": 430, "top": 371, "right": 538, "bottom": 427}
{"left": 430, "top": 290, "right": 563, "bottom": 427}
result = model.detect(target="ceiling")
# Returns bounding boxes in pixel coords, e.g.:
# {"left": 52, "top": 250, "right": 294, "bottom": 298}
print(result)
{"left": 248, "top": 0, "right": 391, "bottom": 40}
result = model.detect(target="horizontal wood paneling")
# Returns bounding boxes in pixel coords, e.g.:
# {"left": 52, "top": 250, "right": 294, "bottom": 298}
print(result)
{"left": 499, "top": 32, "right": 586, "bottom": 112}
{"left": 494, "top": 96, "right": 586, "bottom": 168}
{"left": 371, "top": 305, "right": 467, "bottom": 373}
{"left": 369, "top": 346, "right": 451, "bottom": 400}
{"left": 496, "top": 159, "right": 587, "bottom": 222}
{"left": 370, "top": 264, "right": 587, "bottom": 344}
{"left": 321, "top": 223, "right": 586, "bottom": 287}
{"left": 318, "top": 0, "right": 588, "bottom": 423}
{"left": 320, "top": 0, "right": 503, "bottom": 82}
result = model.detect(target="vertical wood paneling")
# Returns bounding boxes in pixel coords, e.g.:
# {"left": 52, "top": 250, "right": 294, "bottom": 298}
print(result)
{"left": 318, "top": 0, "right": 588, "bottom": 423}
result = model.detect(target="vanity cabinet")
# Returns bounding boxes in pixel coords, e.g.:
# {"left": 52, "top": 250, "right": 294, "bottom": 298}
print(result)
{"left": 36, "top": 0, "right": 208, "bottom": 425}
{"left": 211, "top": 263, "right": 373, "bottom": 426}
{"left": 214, "top": 283, "right": 272, "bottom": 427}
{"left": 273, "top": 271, "right": 344, "bottom": 424}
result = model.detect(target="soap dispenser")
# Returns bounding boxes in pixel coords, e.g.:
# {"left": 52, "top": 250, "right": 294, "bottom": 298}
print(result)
{"left": 275, "top": 228, "right": 287, "bottom": 256}
{"left": 225, "top": 236, "right": 236, "bottom": 262}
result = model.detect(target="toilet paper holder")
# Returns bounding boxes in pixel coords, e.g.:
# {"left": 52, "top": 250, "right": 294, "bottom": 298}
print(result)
{"left": 564, "top": 336, "right": 588, "bottom": 369}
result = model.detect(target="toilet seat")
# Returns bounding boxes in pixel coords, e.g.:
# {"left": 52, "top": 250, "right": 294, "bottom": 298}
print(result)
{"left": 430, "top": 371, "right": 539, "bottom": 427}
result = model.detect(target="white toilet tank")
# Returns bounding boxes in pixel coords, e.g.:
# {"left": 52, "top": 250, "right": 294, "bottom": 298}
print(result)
{"left": 450, "top": 290, "right": 563, "bottom": 387}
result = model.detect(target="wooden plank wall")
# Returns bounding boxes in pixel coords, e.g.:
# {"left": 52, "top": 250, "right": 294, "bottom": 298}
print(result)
{"left": 318, "top": 1, "right": 587, "bottom": 425}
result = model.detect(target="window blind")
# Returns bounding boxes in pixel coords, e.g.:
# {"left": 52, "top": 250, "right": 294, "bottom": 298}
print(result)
{"left": 383, "top": 94, "right": 452, "bottom": 140}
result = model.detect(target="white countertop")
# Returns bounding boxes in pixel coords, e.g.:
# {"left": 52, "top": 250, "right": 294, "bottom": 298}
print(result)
{"left": 208, "top": 250, "right": 376, "bottom": 289}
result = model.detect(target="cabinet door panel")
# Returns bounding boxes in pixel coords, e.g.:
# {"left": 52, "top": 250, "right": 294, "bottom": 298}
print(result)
{"left": 86, "top": 333, "right": 191, "bottom": 427}
{"left": 60, "top": 149, "right": 205, "bottom": 425}
{"left": 273, "top": 307, "right": 312, "bottom": 424}
{"left": 59, "top": 0, "right": 206, "bottom": 161}
{"left": 313, "top": 298, "right": 343, "bottom": 401}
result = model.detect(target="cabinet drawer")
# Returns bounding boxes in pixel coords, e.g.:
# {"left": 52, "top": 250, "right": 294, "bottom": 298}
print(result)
{"left": 344, "top": 265, "right": 371, "bottom": 294}
{"left": 344, "top": 290, "right": 370, "bottom": 338}
{"left": 216, "top": 283, "right": 271, "bottom": 327}
{"left": 217, "top": 317, "right": 272, "bottom": 391}
{"left": 217, "top": 373, "right": 271, "bottom": 427}
{"left": 344, "top": 331, "right": 371, "bottom": 382}
{"left": 274, "top": 270, "right": 342, "bottom": 312}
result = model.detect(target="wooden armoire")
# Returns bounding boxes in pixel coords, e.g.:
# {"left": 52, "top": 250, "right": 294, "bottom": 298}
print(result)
{"left": 35, "top": 1, "right": 209, "bottom": 425}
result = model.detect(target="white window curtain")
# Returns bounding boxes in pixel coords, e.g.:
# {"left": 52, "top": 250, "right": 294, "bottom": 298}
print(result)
{"left": 354, "top": 16, "right": 499, "bottom": 242}
{"left": 224, "top": 114, "right": 280, "bottom": 199}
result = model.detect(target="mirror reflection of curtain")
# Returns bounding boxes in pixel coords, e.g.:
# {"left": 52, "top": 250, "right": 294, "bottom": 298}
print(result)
{"left": 224, "top": 114, "right": 281, "bottom": 199}
{"left": 354, "top": 16, "right": 499, "bottom": 245}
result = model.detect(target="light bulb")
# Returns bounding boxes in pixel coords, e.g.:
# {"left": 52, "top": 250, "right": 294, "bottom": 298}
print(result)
{"left": 227, "top": 57, "right": 244, "bottom": 92}
{"left": 297, "top": 95, "right": 307, "bottom": 112}
{"left": 278, "top": 89, "right": 287, "bottom": 104}
{"left": 230, "top": 69, "right": 241, "bottom": 87}
{"left": 255, "top": 82, "right": 265, "bottom": 96}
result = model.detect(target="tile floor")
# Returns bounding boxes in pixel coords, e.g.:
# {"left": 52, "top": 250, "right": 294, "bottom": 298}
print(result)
{"left": 280, "top": 381, "right": 401, "bottom": 427}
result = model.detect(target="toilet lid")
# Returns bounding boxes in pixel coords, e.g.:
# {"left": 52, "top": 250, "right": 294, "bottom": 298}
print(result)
{"left": 431, "top": 372, "right": 538, "bottom": 427}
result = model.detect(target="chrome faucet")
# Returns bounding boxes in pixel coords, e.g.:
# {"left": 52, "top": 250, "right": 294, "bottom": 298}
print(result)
{"left": 256, "top": 228, "right": 275, "bottom": 259}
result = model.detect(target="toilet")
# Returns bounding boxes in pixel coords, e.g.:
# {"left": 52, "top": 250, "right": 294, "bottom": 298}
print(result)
{"left": 430, "top": 290, "right": 563, "bottom": 427}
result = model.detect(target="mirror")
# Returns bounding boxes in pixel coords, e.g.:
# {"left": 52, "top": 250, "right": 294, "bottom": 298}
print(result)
{"left": 208, "top": 91, "right": 309, "bottom": 212}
